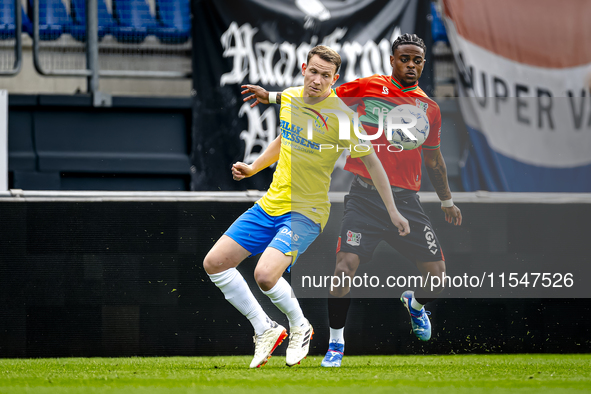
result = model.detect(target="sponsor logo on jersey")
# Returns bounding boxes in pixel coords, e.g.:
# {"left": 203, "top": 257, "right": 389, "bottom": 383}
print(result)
{"left": 303, "top": 107, "right": 329, "bottom": 132}
{"left": 280, "top": 227, "right": 300, "bottom": 241}
{"left": 423, "top": 225, "right": 438, "bottom": 255}
{"left": 416, "top": 99, "right": 428, "bottom": 113}
{"left": 382, "top": 86, "right": 389, "bottom": 94}
{"left": 280, "top": 120, "right": 321, "bottom": 150}
{"left": 346, "top": 230, "right": 362, "bottom": 246}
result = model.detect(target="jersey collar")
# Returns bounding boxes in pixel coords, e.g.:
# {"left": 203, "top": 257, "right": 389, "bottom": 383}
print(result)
{"left": 390, "top": 76, "right": 419, "bottom": 93}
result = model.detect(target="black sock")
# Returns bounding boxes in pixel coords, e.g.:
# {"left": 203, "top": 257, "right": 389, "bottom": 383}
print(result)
{"left": 414, "top": 290, "right": 437, "bottom": 305}
{"left": 415, "top": 297, "right": 436, "bottom": 305}
{"left": 328, "top": 293, "right": 351, "bottom": 329}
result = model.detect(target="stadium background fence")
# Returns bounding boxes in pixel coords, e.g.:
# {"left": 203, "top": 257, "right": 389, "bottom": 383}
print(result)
{"left": 1, "top": 193, "right": 590, "bottom": 357}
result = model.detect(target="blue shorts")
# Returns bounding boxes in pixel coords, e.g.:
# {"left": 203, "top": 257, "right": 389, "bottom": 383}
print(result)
{"left": 225, "top": 204, "right": 321, "bottom": 270}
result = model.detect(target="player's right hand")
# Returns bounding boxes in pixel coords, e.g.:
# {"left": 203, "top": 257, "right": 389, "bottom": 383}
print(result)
{"left": 391, "top": 213, "right": 410, "bottom": 236}
{"left": 231, "top": 162, "right": 256, "bottom": 181}
{"left": 241, "top": 85, "right": 269, "bottom": 108}
{"left": 442, "top": 204, "right": 462, "bottom": 226}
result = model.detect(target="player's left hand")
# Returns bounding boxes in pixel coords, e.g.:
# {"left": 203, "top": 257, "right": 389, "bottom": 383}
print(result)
{"left": 231, "top": 162, "right": 256, "bottom": 181}
{"left": 241, "top": 85, "right": 269, "bottom": 108}
{"left": 442, "top": 205, "right": 462, "bottom": 226}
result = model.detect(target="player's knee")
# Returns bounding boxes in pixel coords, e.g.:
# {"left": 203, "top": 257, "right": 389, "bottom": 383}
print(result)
{"left": 418, "top": 260, "right": 445, "bottom": 279}
{"left": 429, "top": 261, "right": 446, "bottom": 293}
{"left": 254, "top": 267, "right": 276, "bottom": 292}
{"left": 203, "top": 253, "right": 217, "bottom": 274}
{"left": 335, "top": 252, "right": 360, "bottom": 278}
{"left": 330, "top": 253, "right": 359, "bottom": 297}
{"left": 417, "top": 260, "right": 446, "bottom": 294}
{"left": 430, "top": 261, "right": 446, "bottom": 280}
{"left": 203, "top": 250, "right": 229, "bottom": 275}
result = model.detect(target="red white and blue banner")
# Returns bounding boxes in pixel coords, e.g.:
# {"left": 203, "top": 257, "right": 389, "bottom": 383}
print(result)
{"left": 442, "top": 0, "right": 591, "bottom": 192}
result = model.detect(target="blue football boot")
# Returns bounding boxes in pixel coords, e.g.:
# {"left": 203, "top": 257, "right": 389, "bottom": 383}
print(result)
{"left": 321, "top": 340, "right": 344, "bottom": 367}
{"left": 400, "top": 290, "right": 432, "bottom": 341}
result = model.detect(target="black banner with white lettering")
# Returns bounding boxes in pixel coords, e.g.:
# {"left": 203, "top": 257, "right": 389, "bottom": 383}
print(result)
{"left": 191, "top": 0, "right": 433, "bottom": 190}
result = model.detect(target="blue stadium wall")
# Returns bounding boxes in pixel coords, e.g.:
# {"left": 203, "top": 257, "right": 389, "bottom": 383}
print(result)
{"left": 0, "top": 199, "right": 590, "bottom": 357}
{"left": 7, "top": 95, "right": 192, "bottom": 191}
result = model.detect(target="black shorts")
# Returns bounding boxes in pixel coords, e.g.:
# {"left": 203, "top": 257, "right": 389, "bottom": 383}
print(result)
{"left": 336, "top": 176, "right": 444, "bottom": 264}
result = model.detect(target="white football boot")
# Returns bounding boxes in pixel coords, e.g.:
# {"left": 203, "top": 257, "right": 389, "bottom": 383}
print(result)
{"left": 249, "top": 322, "right": 288, "bottom": 368}
{"left": 285, "top": 319, "right": 314, "bottom": 366}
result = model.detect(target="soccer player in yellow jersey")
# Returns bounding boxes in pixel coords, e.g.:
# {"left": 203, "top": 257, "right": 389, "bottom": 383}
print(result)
{"left": 203, "top": 46, "right": 410, "bottom": 369}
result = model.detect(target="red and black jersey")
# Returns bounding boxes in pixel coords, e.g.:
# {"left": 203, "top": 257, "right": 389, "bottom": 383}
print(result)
{"left": 335, "top": 75, "right": 442, "bottom": 191}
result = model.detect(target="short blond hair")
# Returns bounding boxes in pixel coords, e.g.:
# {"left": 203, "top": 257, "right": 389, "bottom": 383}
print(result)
{"left": 307, "top": 45, "right": 341, "bottom": 74}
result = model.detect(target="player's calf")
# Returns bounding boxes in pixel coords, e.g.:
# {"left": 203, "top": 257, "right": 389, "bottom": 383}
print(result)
{"left": 330, "top": 252, "right": 361, "bottom": 297}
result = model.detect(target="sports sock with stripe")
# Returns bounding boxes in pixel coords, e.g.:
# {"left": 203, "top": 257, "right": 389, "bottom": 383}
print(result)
{"left": 208, "top": 268, "right": 272, "bottom": 336}
{"left": 261, "top": 277, "right": 307, "bottom": 328}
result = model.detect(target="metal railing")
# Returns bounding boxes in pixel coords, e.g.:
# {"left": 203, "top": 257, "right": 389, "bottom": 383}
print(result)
{"left": 30, "top": 0, "right": 191, "bottom": 104}
{"left": 0, "top": 0, "right": 22, "bottom": 76}
{"left": 2, "top": 190, "right": 591, "bottom": 204}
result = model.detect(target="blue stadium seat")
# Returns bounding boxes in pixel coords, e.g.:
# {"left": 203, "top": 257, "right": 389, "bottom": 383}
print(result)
{"left": 153, "top": 0, "right": 190, "bottom": 44}
{"left": 27, "top": 0, "right": 72, "bottom": 40}
{"left": 21, "top": 6, "right": 32, "bottom": 35}
{"left": 0, "top": 0, "right": 29, "bottom": 39}
{"left": 431, "top": 2, "right": 448, "bottom": 43}
{"left": 69, "top": 0, "right": 115, "bottom": 41}
{"left": 0, "top": 0, "right": 16, "bottom": 39}
{"left": 111, "top": 0, "right": 158, "bottom": 43}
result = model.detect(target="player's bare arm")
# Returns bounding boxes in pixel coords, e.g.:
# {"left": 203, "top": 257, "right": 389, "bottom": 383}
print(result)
{"left": 360, "top": 153, "right": 410, "bottom": 236}
{"left": 423, "top": 148, "right": 462, "bottom": 226}
{"left": 242, "top": 85, "right": 282, "bottom": 107}
{"left": 232, "top": 135, "right": 281, "bottom": 181}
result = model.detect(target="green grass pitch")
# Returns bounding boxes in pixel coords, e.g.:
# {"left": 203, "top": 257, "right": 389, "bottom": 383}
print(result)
{"left": 1, "top": 355, "right": 590, "bottom": 393}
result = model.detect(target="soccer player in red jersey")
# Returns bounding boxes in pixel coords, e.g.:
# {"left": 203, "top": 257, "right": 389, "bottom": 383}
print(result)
{"left": 242, "top": 34, "right": 462, "bottom": 367}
